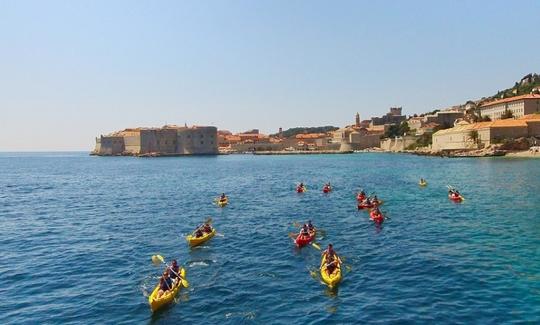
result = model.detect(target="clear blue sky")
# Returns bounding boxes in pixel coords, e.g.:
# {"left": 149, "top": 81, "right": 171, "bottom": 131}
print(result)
{"left": 1, "top": 0, "right": 539, "bottom": 150}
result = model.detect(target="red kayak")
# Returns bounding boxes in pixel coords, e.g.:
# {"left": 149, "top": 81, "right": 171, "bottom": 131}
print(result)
{"left": 370, "top": 210, "right": 384, "bottom": 224}
{"left": 449, "top": 194, "right": 463, "bottom": 202}
{"left": 356, "top": 194, "right": 366, "bottom": 202}
{"left": 295, "top": 230, "right": 316, "bottom": 247}
{"left": 323, "top": 186, "right": 331, "bottom": 193}
{"left": 358, "top": 202, "right": 374, "bottom": 210}
{"left": 297, "top": 187, "right": 306, "bottom": 193}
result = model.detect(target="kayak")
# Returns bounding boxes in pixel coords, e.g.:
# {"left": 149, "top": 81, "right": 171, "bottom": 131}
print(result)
{"left": 323, "top": 186, "right": 331, "bottom": 193}
{"left": 320, "top": 254, "right": 341, "bottom": 288}
{"left": 217, "top": 198, "right": 228, "bottom": 207}
{"left": 449, "top": 194, "right": 463, "bottom": 202}
{"left": 148, "top": 268, "right": 186, "bottom": 312}
{"left": 186, "top": 228, "right": 216, "bottom": 247}
{"left": 419, "top": 181, "right": 427, "bottom": 187}
{"left": 357, "top": 202, "right": 374, "bottom": 210}
{"left": 358, "top": 200, "right": 383, "bottom": 210}
{"left": 295, "top": 229, "right": 316, "bottom": 247}
{"left": 356, "top": 194, "right": 366, "bottom": 202}
{"left": 297, "top": 186, "right": 306, "bottom": 193}
{"left": 370, "top": 210, "right": 384, "bottom": 224}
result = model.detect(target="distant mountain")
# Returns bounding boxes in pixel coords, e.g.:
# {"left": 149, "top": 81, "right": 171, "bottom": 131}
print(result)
{"left": 272, "top": 126, "right": 339, "bottom": 138}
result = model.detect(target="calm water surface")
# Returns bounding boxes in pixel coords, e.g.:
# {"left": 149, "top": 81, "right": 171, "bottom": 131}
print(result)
{"left": 0, "top": 153, "right": 539, "bottom": 324}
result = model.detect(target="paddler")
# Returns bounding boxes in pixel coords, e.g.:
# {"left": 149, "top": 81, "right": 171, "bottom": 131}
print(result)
{"left": 157, "top": 270, "right": 173, "bottom": 298}
{"left": 203, "top": 223, "right": 213, "bottom": 234}
{"left": 168, "top": 259, "right": 181, "bottom": 284}
{"left": 322, "top": 244, "right": 341, "bottom": 274}
{"left": 307, "top": 220, "right": 314, "bottom": 232}
{"left": 299, "top": 224, "right": 310, "bottom": 238}
{"left": 219, "top": 193, "right": 227, "bottom": 202}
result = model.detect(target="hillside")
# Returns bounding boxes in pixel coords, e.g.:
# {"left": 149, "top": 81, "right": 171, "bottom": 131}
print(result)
{"left": 489, "top": 73, "right": 540, "bottom": 101}
{"left": 272, "top": 126, "right": 339, "bottom": 138}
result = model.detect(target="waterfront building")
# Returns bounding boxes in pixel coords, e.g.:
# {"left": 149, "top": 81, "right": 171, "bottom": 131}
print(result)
{"left": 334, "top": 113, "right": 383, "bottom": 151}
{"left": 370, "top": 107, "right": 406, "bottom": 127}
{"left": 479, "top": 94, "right": 540, "bottom": 121}
{"left": 431, "top": 114, "right": 540, "bottom": 151}
{"left": 93, "top": 125, "right": 218, "bottom": 156}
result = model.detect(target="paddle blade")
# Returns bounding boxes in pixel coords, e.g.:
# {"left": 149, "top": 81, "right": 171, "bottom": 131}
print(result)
{"left": 311, "top": 242, "right": 321, "bottom": 250}
{"left": 181, "top": 279, "right": 190, "bottom": 288}
{"left": 151, "top": 254, "right": 164, "bottom": 265}
{"left": 205, "top": 217, "right": 213, "bottom": 224}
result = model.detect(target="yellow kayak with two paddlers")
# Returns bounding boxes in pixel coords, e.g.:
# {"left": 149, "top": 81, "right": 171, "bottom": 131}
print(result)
{"left": 320, "top": 254, "right": 342, "bottom": 288}
{"left": 148, "top": 268, "right": 187, "bottom": 312}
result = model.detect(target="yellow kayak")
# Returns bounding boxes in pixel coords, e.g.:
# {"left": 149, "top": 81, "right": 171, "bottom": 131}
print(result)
{"left": 217, "top": 198, "right": 228, "bottom": 207}
{"left": 419, "top": 181, "right": 427, "bottom": 187}
{"left": 148, "top": 268, "right": 186, "bottom": 312}
{"left": 186, "top": 228, "right": 216, "bottom": 247}
{"left": 320, "top": 254, "right": 342, "bottom": 288}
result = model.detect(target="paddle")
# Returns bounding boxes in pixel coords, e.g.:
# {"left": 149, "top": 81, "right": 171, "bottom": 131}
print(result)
{"left": 152, "top": 254, "right": 189, "bottom": 288}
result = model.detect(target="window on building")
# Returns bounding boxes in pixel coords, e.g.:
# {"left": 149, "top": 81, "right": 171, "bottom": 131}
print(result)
{"left": 200, "top": 134, "right": 204, "bottom": 138}
{"left": 210, "top": 141, "right": 213, "bottom": 145}
{"left": 201, "top": 141, "right": 204, "bottom": 145}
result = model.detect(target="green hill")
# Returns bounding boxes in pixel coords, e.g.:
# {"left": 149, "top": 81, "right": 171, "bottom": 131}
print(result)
{"left": 272, "top": 126, "right": 339, "bottom": 138}
{"left": 489, "top": 73, "right": 540, "bottom": 100}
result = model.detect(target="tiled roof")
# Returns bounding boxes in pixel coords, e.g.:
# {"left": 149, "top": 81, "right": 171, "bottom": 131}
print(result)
{"left": 480, "top": 94, "right": 540, "bottom": 108}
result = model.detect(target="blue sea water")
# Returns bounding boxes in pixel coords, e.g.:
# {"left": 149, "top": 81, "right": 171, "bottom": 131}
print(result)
{"left": 0, "top": 152, "right": 539, "bottom": 324}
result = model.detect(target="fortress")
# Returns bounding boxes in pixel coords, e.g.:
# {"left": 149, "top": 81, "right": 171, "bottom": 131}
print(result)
{"left": 92, "top": 125, "right": 219, "bottom": 156}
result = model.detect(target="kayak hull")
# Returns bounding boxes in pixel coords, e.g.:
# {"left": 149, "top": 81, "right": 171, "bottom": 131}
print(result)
{"left": 186, "top": 228, "right": 216, "bottom": 247}
{"left": 370, "top": 210, "right": 384, "bottom": 224}
{"left": 320, "top": 254, "right": 341, "bottom": 288}
{"left": 419, "top": 182, "right": 427, "bottom": 187}
{"left": 323, "top": 187, "right": 331, "bottom": 193}
{"left": 295, "top": 229, "right": 316, "bottom": 247}
{"left": 217, "top": 198, "right": 228, "bottom": 207}
{"left": 449, "top": 194, "right": 463, "bottom": 202}
{"left": 148, "top": 268, "right": 186, "bottom": 312}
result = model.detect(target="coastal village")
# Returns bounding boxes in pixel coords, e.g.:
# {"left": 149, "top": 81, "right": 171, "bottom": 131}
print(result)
{"left": 93, "top": 73, "right": 540, "bottom": 157}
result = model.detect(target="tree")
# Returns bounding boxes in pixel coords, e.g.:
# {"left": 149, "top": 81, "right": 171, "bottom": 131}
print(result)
{"left": 501, "top": 109, "right": 513, "bottom": 119}
{"left": 468, "top": 130, "right": 480, "bottom": 147}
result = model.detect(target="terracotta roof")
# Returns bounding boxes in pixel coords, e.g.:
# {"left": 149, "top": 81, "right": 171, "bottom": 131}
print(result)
{"left": 520, "top": 113, "right": 540, "bottom": 121}
{"left": 295, "top": 133, "right": 327, "bottom": 139}
{"left": 433, "top": 119, "right": 528, "bottom": 136}
{"left": 480, "top": 94, "right": 540, "bottom": 108}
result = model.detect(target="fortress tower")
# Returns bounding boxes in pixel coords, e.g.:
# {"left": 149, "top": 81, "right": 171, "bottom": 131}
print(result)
{"left": 355, "top": 112, "right": 360, "bottom": 128}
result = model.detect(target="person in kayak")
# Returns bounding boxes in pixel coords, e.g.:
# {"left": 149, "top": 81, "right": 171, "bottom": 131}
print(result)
{"left": 307, "top": 220, "right": 314, "bottom": 232}
{"left": 157, "top": 270, "right": 173, "bottom": 298}
{"left": 168, "top": 260, "right": 180, "bottom": 284}
{"left": 299, "top": 224, "right": 310, "bottom": 238}
{"left": 219, "top": 193, "right": 227, "bottom": 202}
{"left": 194, "top": 228, "right": 204, "bottom": 238}
{"left": 372, "top": 195, "right": 380, "bottom": 206}
{"left": 203, "top": 223, "right": 213, "bottom": 233}
{"left": 322, "top": 244, "right": 340, "bottom": 274}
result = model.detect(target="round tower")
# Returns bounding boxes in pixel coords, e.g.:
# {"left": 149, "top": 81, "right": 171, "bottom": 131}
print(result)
{"left": 355, "top": 112, "right": 360, "bottom": 127}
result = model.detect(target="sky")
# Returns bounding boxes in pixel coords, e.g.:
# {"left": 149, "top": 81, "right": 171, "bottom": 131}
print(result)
{"left": 1, "top": 0, "right": 539, "bottom": 151}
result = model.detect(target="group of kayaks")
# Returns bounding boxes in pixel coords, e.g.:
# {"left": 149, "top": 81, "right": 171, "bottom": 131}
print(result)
{"left": 149, "top": 179, "right": 466, "bottom": 311}
{"left": 148, "top": 195, "right": 227, "bottom": 312}
{"left": 296, "top": 183, "right": 332, "bottom": 194}
{"left": 356, "top": 190, "right": 385, "bottom": 224}
{"left": 292, "top": 222, "right": 342, "bottom": 288}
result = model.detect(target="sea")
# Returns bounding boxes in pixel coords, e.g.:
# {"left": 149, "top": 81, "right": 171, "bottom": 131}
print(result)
{"left": 0, "top": 152, "right": 539, "bottom": 324}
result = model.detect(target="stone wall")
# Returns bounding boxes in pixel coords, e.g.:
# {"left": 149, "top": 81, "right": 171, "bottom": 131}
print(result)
{"left": 380, "top": 136, "right": 418, "bottom": 152}
{"left": 95, "top": 136, "right": 125, "bottom": 155}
